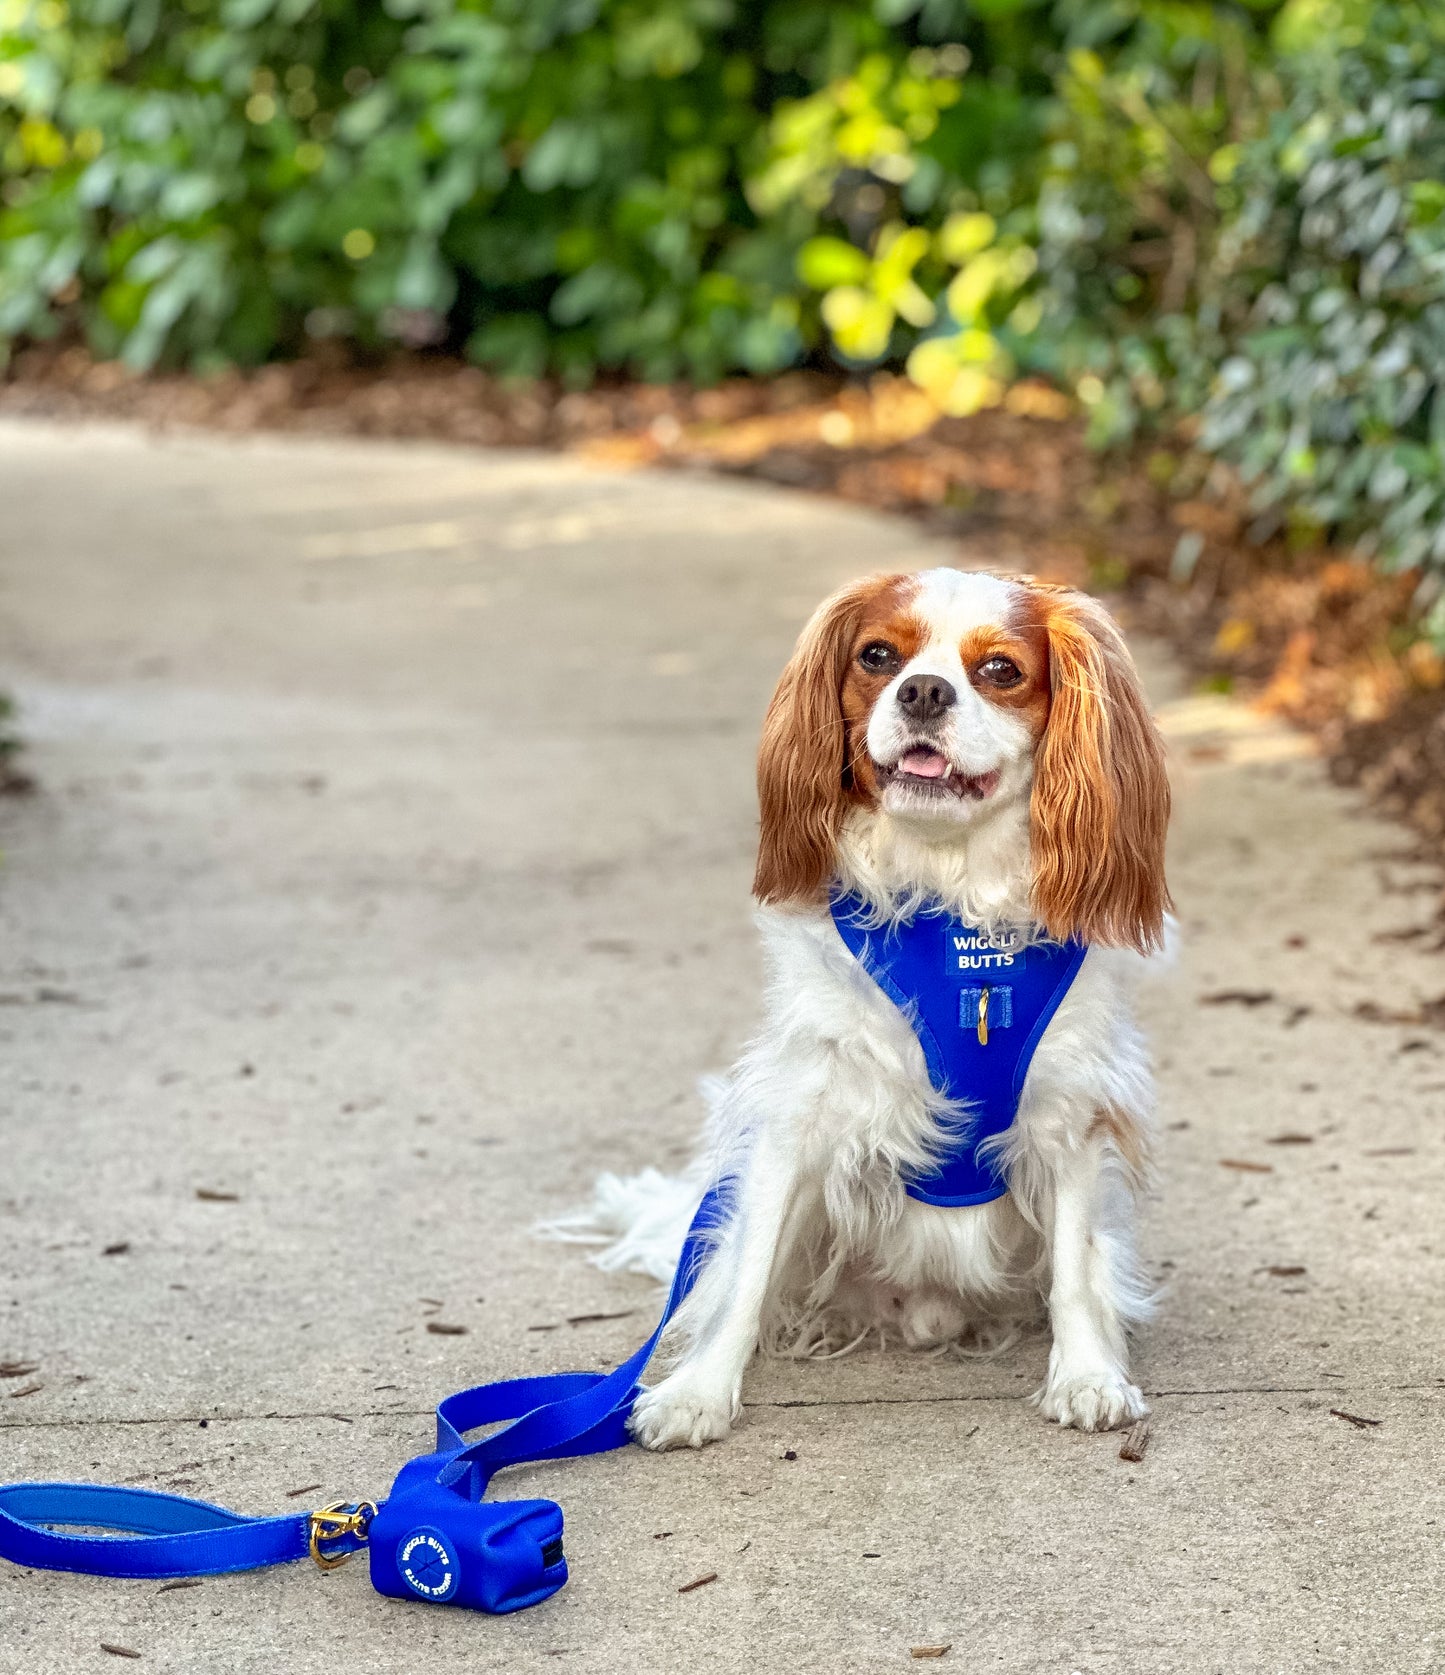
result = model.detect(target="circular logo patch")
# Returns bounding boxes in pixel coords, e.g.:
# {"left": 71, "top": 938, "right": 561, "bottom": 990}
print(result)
{"left": 397, "top": 1525, "right": 461, "bottom": 1603}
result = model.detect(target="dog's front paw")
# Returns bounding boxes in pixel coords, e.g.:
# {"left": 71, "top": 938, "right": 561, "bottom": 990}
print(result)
{"left": 1035, "top": 1367, "right": 1148, "bottom": 1432}
{"left": 629, "top": 1370, "right": 740, "bottom": 1451}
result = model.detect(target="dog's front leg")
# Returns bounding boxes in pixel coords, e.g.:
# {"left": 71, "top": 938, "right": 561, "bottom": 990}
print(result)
{"left": 629, "top": 1131, "right": 796, "bottom": 1451}
{"left": 1035, "top": 1129, "right": 1149, "bottom": 1432}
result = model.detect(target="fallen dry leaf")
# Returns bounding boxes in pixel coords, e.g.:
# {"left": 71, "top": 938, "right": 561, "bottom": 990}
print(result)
{"left": 1263, "top": 1264, "right": 1307, "bottom": 1277}
{"left": 100, "top": 1645, "right": 142, "bottom": 1660}
{"left": 284, "top": 1483, "right": 323, "bottom": 1499}
{"left": 677, "top": 1572, "right": 718, "bottom": 1594}
{"left": 156, "top": 1579, "right": 203, "bottom": 1594}
{"left": 425, "top": 1322, "right": 468, "bottom": 1336}
{"left": 0, "top": 1361, "right": 38, "bottom": 1379}
{"left": 1330, "top": 1409, "right": 1382, "bottom": 1429}
{"left": 1200, "top": 989, "right": 1275, "bottom": 1008}
{"left": 9, "top": 1383, "right": 42, "bottom": 1398}
{"left": 566, "top": 1309, "right": 636, "bottom": 1327}
{"left": 910, "top": 1647, "right": 952, "bottom": 1660}
{"left": 1266, "top": 1133, "right": 1314, "bottom": 1145}
{"left": 1357, "top": 992, "right": 1445, "bottom": 1029}
{"left": 1219, "top": 1159, "right": 1274, "bottom": 1173}
{"left": 194, "top": 1188, "right": 239, "bottom": 1203}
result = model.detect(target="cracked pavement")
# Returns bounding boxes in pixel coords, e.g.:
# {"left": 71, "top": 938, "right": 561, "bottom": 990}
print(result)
{"left": 0, "top": 419, "right": 1441, "bottom": 1673}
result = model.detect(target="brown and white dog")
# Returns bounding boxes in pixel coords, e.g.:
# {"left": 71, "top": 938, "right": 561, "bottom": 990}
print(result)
{"left": 556, "top": 567, "right": 1171, "bottom": 1442}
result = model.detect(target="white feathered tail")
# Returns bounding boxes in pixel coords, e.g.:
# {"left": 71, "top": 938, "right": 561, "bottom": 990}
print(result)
{"left": 539, "top": 1164, "right": 707, "bottom": 1284}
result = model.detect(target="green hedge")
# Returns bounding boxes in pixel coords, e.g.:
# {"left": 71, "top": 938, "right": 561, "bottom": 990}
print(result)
{"left": 4, "top": 1, "right": 1445, "bottom": 603}
{"left": 1040, "top": 0, "right": 1445, "bottom": 603}
{"left": 0, "top": 0, "right": 1076, "bottom": 382}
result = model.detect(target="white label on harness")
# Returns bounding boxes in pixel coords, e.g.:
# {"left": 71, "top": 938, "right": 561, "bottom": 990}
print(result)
{"left": 948, "top": 929, "right": 1023, "bottom": 974}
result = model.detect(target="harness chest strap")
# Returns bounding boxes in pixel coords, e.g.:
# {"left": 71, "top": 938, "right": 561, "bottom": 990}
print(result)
{"left": 829, "top": 892, "right": 1088, "bottom": 1208}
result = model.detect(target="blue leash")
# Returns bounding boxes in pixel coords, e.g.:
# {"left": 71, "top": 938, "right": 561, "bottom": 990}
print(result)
{"left": 0, "top": 1182, "right": 729, "bottom": 1615}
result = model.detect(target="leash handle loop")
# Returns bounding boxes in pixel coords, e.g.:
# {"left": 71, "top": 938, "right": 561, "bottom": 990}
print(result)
{"left": 0, "top": 1483, "right": 355, "bottom": 1579}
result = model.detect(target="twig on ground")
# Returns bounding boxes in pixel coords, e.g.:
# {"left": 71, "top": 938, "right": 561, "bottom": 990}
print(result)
{"left": 1330, "top": 1409, "right": 1382, "bottom": 1429}
{"left": 1119, "top": 1420, "right": 1151, "bottom": 1462}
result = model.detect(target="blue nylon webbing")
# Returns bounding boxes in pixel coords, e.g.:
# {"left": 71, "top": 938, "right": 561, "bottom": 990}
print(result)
{"left": 0, "top": 1180, "right": 730, "bottom": 1583}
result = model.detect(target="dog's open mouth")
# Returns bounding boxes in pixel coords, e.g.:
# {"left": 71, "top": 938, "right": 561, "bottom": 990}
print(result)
{"left": 877, "top": 747, "right": 1001, "bottom": 800}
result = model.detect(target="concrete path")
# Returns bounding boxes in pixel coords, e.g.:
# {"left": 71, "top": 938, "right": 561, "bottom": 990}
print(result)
{"left": 0, "top": 418, "right": 1440, "bottom": 1675}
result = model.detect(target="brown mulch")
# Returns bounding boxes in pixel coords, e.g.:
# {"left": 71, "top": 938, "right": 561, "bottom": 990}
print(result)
{"left": 3, "top": 344, "right": 1442, "bottom": 899}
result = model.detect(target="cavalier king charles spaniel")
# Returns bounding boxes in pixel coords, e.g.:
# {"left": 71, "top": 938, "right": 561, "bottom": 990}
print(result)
{"left": 557, "top": 566, "right": 1171, "bottom": 1443}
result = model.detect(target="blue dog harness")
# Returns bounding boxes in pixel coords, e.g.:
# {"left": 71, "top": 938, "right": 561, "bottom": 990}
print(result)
{"left": 831, "top": 892, "right": 1087, "bottom": 1206}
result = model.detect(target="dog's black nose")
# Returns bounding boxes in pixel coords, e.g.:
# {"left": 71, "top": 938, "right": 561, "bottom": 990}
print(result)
{"left": 897, "top": 674, "right": 957, "bottom": 724}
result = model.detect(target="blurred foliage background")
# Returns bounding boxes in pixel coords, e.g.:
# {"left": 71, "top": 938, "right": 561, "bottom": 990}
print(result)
{"left": 2, "top": 0, "right": 1444, "bottom": 608}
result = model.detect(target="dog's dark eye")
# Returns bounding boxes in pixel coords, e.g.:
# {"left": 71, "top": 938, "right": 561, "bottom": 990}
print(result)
{"left": 976, "top": 655, "right": 1024, "bottom": 688}
{"left": 858, "top": 641, "right": 902, "bottom": 675}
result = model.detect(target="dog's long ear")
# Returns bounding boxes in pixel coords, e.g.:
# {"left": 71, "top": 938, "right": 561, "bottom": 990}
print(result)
{"left": 1029, "top": 586, "right": 1171, "bottom": 951}
{"left": 754, "top": 574, "right": 904, "bottom": 907}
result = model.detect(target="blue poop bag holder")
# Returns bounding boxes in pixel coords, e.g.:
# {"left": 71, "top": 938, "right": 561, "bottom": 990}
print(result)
{"left": 0, "top": 894, "right": 1087, "bottom": 1614}
{"left": 0, "top": 1185, "right": 730, "bottom": 1616}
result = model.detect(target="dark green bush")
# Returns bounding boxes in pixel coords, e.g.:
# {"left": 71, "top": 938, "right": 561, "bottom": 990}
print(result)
{"left": 1037, "top": 1, "right": 1445, "bottom": 594}
{"left": 1, "top": 0, "right": 815, "bottom": 381}
{"left": 1201, "top": 3, "right": 1445, "bottom": 599}
{"left": 0, "top": 0, "right": 1076, "bottom": 382}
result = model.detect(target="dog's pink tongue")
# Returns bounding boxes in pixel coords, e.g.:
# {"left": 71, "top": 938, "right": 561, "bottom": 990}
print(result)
{"left": 899, "top": 748, "right": 949, "bottom": 779}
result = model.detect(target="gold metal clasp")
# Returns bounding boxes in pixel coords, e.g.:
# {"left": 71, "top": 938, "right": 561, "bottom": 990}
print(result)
{"left": 309, "top": 1500, "right": 378, "bottom": 1571}
{"left": 976, "top": 988, "right": 989, "bottom": 1047}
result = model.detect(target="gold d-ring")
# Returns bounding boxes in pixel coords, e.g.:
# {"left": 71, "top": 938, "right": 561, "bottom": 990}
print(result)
{"left": 308, "top": 1500, "right": 378, "bottom": 1571}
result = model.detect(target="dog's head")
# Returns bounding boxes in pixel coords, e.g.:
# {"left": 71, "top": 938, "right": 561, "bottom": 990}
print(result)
{"left": 754, "top": 568, "right": 1171, "bottom": 951}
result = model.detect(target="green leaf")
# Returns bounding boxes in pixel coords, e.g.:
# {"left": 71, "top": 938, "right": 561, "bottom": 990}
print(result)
{"left": 796, "top": 236, "right": 870, "bottom": 290}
